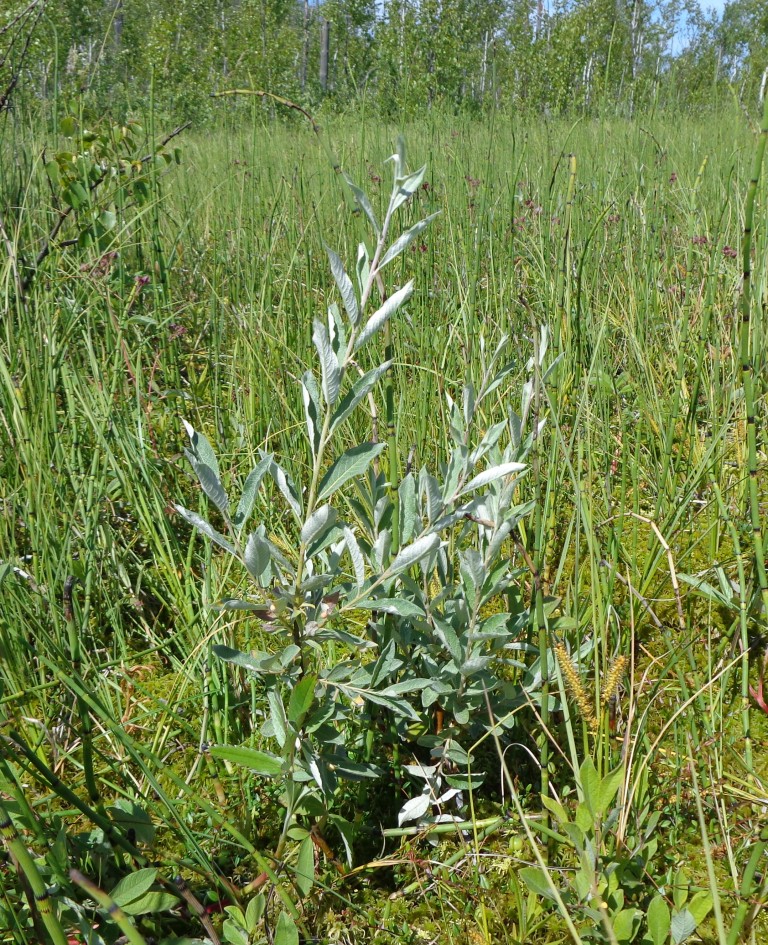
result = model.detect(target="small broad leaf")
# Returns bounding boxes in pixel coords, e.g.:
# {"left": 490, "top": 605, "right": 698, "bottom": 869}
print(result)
{"left": 111, "top": 868, "right": 158, "bottom": 907}
{"left": 398, "top": 793, "right": 431, "bottom": 826}
{"left": 579, "top": 756, "right": 601, "bottom": 817}
{"left": 456, "top": 462, "right": 526, "bottom": 497}
{"left": 686, "top": 891, "right": 713, "bottom": 925}
{"left": 274, "top": 911, "right": 299, "bottom": 945}
{"left": 182, "top": 419, "right": 220, "bottom": 480}
{"left": 388, "top": 533, "right": 441, "bottom": 577}
{"left": 318, "top": 442, "right": 385, "bottom": 501}
{"left": 326, "top": 246, "right": 359, "bottom": 325}
{"left": 267, "top": 690, "right": 289, "bottom": 748}
{"left": 175, "top": 506, "right": 235, "bottom": 554}
{"left": 313, "top": 319, "right": 341, "bottom": 407}
{"left": 670, "top": 908, "right": 697, "bottom": 945}
{"left": 612, "top": 909, "right": 641, "bottom": 943}
{"left": 519, "top": 867, "right": 558, "bottom": 901}
{"left": 597, "top": 764, "right": 625, "bottom": 818}
{"left": 301, "top": 504, "right": 338, "bottom": 547}
{"left": 121, "top": 890, "right": 178, "bottom": 916}
{"left": 288, "top": 675, "right": 316, "bottom": 727}
{"left": 209, "top": 745, "right": 283, "bottom": 777}
{"left": 647, "top": 895, "right": 671, "bottom": 945}
{"left": 378, "top": 212, "right": 440, "bottom": 269}
{"left": 295, "top": 836, "right": 314, "bottom": 897}
{"left": 354, "top": 281, "right": 414, "bottom": 351}
{"left": 330, "top": 361, "right": 391, "bottom": 434}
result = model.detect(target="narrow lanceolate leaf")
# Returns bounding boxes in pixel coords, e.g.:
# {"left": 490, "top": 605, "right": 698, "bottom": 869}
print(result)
{"left": 234, "top": 456, "right": 271, "bottom": 530}
{"left": 194, "top": 463, "right": 230, "bottom": 519}
{"left": 301, "top": 371, "right": 322, "bottom": 459}
{"left": 354, "top": 598, "right": 425, "bottom": 618}
{"left": 343, "top": 173, "right": 380, "bottom": 235}
{"left": 174, "top": 505, "right": 235, "bottom": 554}
{"left": 209, "top": 745, "right": 283, "bottom": 777}
{"left": 261, "top": 454, "right": 303, "bottom": 521}
{"left": 354, "top": 281, "right": 414, "bottom": 351}
{"left": 326, "top": 246, "right": 359, "bottom": 325}
{"left": 182, "top": 419, "right": 221, "bottom": 480}
{"left": 378, "top": 212, "right": 440, "bottom": 269}
{"left": 356, "top": 242, "right": 371, "bottom": 297}
{"left": 244, "top": 527, "right": 271, "bottom": 580}
{"left": 388, "top": 533, "right": 440, "bottom": 577}
{"left": 318, "top": 442, "right": 385, "bottom": 501}
{"left": 313, "top": 319, "right": 341, "bottom": 407}
{"left": 343, "top": 526, "right": 365, "bottom": 586}
{"left": 398, "top": 473, "right": 417, "bottom": 545}
{"left": 457, "top": 462, "right": 527, "bottom": 497}
{"left": 330, "top": 361, "right": 391, "bottom": 434}
{"left": 300, "top": 504, "right": 338, "bottom": 546}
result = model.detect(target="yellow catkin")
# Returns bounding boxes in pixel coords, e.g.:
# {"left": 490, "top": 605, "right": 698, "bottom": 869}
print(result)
{"left": 601, "top": 655, "right": 627, "bottom": 707}
{"left": 554, "top": 643, "right": 597, "bottom": 729}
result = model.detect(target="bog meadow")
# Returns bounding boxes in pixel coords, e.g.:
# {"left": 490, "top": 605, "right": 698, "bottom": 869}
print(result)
{"left": 2, "top": 2, "right": 768, "bottom": 944}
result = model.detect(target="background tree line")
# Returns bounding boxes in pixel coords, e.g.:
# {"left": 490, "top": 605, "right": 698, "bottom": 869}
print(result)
{"left": 1, "top": 0, "right": 767, "bottom": 124}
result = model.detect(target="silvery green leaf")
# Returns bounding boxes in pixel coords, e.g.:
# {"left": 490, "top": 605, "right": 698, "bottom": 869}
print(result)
{"left": 457, "top": 462, "right": 526, "bottom": 497}
{"left": 313, "top": 318, "right": 340, "bottom": 407}
{"left": 318, "top": 442, "right": 386, "bottom": 502}
{"left": 442, "top": 446, "right": 468, "bottom": 501}
{"left": 543, "top": 352, "right": 564, "bottom": 382}
{"left": 432, "top": 616, "right": 463, "bottom": 663}
{"left": 353, "top": 598, "right": 425, "bottom": 618}
{"left": 343, "top": 173, "right": 380, "bottom": 236}
{"left": 268, "top": 690, "right": 289, "bottom": 749}
{"left": 371, "top": 529, "right": 391, "bottom": 571}
{"left": 354, "top": 281, "right": 414, "bottom": 352}
{"left": 174, "top": 505, "right": 235, "bottom": 554}
{"left": 244, "top": 526, "right": 271, "bottom": 580}
{"left": 459, "top": 655, "right": 492, "bottom": 676}
{"left": 392, "top": 165, "right": 426, "bottom": 212}
{"left": 234, "top": 456, "right": 271, "bottom": 531}
{"left": 326, "top": 246, "right": 359, "bottom": 325}
{"left": 520, "top": 378, "right": 533, "bottom": 428}
{"left": 356, "top": 242, "right": 371, "bottom": 297}
{"left": 330, "top": 361, "right": 391, "bottom": 434}
{"left": 215, "top": 599, "right": 273, "bottom": 614}
{"left": 398, "top": 793, "right": 431, "bottom": 826}
{"left": 378, "top": 212, "right": 440, "bottom": 269}
{"left": 420, "top": 468, "right": 443, "bottom": 523}
{"left": 328, "top": 302, "right": 346, "bottom": 359}
{"left": 300, "top": 505, "right": 338, "bottom": 546}
{"left": 483, "top": 358, "right": 515, "bottom": 401}
{"left": 463, "top": 384, "right": 476, "bottom": 430}
{"left": 469, "top": 420, "right": 507, "bottom": 466}
{"left": 193, "top": 463, "right": 229, "bottom": 519}
{"left": 389, "top": 533, "right": 441, "bottom": 577}
{"left": 343, "top": 526, "right": 365, "bottom": 586}
{"left": 261, "top": 453, "right": 303, "bottom": 521}
{"left": 301, "top": 371, "right": 322, "bottom": 459}
{"left": 508, "top": 408, "right": 522, "bottom": 450}
{"left": 182, "top": 419, "right": 220, "bottom": 480}
{"left": 398, "top": 473, "right": 417, "bottom": 545}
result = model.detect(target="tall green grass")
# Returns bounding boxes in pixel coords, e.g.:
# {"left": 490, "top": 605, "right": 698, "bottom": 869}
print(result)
{"left": 1, "top": 104, "right": 767, "bottom": 943}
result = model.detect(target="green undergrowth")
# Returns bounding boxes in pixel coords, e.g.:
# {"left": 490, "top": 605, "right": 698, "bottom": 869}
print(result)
{"left": 2, "top": 102, "right": 768, "bottom": 944}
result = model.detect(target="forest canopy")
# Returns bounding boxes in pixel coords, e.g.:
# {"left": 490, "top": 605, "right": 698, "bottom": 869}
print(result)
{"left": 1, "top": 1, "right": 767, "bottom": 123}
